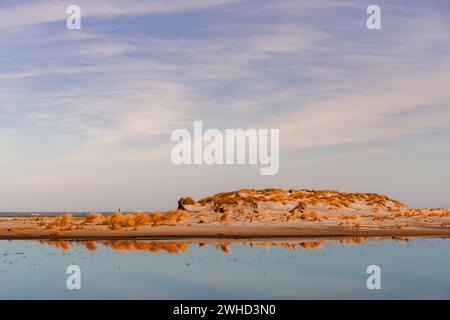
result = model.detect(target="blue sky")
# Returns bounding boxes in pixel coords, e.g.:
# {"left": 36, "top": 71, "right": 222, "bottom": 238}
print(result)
{"left": 0, "top": 0, "right": 449, "bottom": 211}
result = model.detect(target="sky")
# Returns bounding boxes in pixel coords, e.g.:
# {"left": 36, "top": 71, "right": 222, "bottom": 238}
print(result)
{"left": 0, "top": 0, "right": 449, "bottom": 212}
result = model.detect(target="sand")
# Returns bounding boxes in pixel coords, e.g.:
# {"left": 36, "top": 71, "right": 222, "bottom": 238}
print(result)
{"left": 1, "top": 216, "right": 450, "bottom": 240}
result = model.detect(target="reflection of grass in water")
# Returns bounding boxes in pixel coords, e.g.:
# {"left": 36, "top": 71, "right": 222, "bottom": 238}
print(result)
{"left": 339, "top": 237, "right": 364, "bottom": 245}
{"left": 101, "top": 240, "right": 189, "bottom": 254}
{"left": 392, "top": 236, "right": 410, "bottom": 242}
{"left": 83, "top": 241, "right": 97, "bottom": 251}
{"left": 39, "top": 240, "right": 71, "bottom": 250}
{"left": 33, "top": 236, "right": 427, "bottom": 254}
{"left": 212, "top": 242, "right": 231, "bottom": 254}
{"left": 40, "top": 240, "right": 322, "bottom": 253}
{"left": 300, "top": 241, "right": 322, "bottom": 250}
{"left": 37, "top": 240, "right": 189, "bottom": 254}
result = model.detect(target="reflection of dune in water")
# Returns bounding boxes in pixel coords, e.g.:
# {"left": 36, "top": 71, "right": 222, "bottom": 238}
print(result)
{"left": 39, "top": 240, "right": 72, "bottom": 250}
{"left": 339, "top": 237, "right": 364, "bottom": 245}
{"left": 37, "top": 240, "right": 189, "bottom": 253}
{"left": 34, "top": 236, "right": 424, "bottom": 254}
{"left": 209, "top": 242, "right": 231, "bottom": 254}
{"left": 100, "top": 240, "right": 189, "bottom": 254}
{"left": 84, "top": 241, "right": 98, "bottom": 251}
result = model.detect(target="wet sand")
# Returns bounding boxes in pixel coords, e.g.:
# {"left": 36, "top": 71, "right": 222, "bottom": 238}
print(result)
{"left": 1, "top": 221, "right": 450, "bottom": 240}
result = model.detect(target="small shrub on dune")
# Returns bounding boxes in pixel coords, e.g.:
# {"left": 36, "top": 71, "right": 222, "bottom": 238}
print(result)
{"left": 261, "top": 188, "right": 284, "bottom": 196}
{"left": 237, "top": 188, "right": 256, "bottom": 194}
{"left": 372, "top": 215, "right": 392, "bottom": 222}
{"left": 426, "top": 210, "right": 450, "bottom": 218}
{"left": 299, "top": 210, "right": 327, "bottom": 222}
{"left": 402, "top": 209, "right": 421, "bottom": 217}
{"left": 55, "top": 214, "right": 72, "bottom": 226}
{"left": 269, "top": 195, "right": 287, "bottom": 204}
{"left": 327, "top": 200, "right": 342, "bottom": 208}
{"left": 338, "top": 214, "right": 361, "bottom": 220}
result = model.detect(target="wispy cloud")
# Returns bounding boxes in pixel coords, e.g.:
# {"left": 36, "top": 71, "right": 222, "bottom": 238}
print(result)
{"left": 0, "top": 0, "right": 242, "bottom": 29}
{"left": 0, "top": 0, "right": 449, "bottom": 210}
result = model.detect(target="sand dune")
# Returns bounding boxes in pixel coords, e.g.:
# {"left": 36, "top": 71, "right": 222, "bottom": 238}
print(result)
{"left": 1, "top": 188, "right": 450, "bottom": 239}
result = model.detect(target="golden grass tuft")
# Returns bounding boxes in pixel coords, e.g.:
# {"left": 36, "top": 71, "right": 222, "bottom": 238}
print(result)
{"left": 101, "top": 211, "right": 158, "bottom": 229}
{"left": 54, "top": 214, "right": 72, "bottom": 227}
{"left": 45, "top": 214, "right": 73, "bottom": 229}
{"left": 84, "top": 213, "right": 102, "bottom": 224}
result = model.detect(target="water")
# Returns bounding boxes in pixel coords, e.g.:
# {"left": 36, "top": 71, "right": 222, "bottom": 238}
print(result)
{"left": 0, "top": 238, "right": 449, "bottom": 299}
